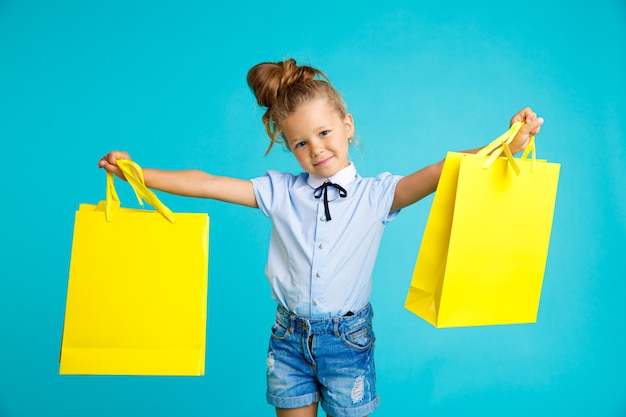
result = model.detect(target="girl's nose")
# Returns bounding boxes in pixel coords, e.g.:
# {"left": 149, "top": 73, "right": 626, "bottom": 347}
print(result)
{"left": 310, "top": 140, "right": 324, "bottom": 157}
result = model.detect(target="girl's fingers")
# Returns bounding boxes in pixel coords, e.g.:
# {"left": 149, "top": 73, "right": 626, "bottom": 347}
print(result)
{"left": 98, "top": 151, "right": 130, "bottom": 179}
{"left": 511, "top": 107, "right": 539, "bottom": 125}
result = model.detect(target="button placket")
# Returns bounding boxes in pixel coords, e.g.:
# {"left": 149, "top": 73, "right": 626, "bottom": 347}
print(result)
{"left": 310, "top": 199, "right": 330, "bottom": 314}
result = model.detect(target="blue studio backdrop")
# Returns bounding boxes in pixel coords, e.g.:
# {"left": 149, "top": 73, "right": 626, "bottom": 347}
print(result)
{"left": 1, "top": 1, "right": 625, "bottom": 416}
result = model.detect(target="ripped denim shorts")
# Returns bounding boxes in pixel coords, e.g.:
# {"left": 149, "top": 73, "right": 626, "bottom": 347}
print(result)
{"left": 266, "top": 303, "right": 379, "bottom": 417}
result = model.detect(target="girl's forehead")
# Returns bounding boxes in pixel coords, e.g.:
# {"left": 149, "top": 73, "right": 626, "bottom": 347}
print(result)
{"left": 285, "top": 99, "right": 339, "bottom": 129}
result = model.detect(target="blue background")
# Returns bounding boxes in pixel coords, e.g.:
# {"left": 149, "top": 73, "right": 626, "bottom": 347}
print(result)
{"left": 1, "top": 1, "right": 625, "bottom": 416}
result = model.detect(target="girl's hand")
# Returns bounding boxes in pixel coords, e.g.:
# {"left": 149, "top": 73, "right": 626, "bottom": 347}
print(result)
{"left": 509, "top": 107, "right": 544, "bottom": 154}
{"left": 98, "top": 151, "right": 131, "bottom": 180}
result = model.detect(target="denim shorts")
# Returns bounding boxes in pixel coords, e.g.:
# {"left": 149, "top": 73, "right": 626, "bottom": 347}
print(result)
{"left": 266, "top": 303, "right": 379, "bottom": 417}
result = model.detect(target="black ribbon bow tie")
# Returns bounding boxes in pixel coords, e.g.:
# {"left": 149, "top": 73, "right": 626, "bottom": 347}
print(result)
{"left": 313, "top": 181, "right": 347, "bottom": 221}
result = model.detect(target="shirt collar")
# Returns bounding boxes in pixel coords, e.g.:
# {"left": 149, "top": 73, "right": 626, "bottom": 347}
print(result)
{"left": 306, "top": 162, "right": 357, "bottom": 189}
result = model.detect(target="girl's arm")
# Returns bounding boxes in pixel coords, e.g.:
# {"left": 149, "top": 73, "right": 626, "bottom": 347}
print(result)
{"left": 390, "top": 108, "right": 544, "bottom": 213}
{"left": 98, "top": 151, "right": 258, "bottom": 208}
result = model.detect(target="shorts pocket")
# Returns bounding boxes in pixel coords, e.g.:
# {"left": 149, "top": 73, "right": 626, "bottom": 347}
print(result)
{"left": 270, "top": 319, "right": 291, "bottom": 341}
{"left": 341, "top": 322, "right": 375, "bottom": 351}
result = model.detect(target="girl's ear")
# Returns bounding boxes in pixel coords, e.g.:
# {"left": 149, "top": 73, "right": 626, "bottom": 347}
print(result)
{"left": 344, "top": 113, "right": 354, "bottom": 138}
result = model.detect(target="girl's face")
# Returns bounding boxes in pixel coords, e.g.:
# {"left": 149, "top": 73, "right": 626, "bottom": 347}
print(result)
{"left": 282, "top": 98, "right": 354, "bottom": 178}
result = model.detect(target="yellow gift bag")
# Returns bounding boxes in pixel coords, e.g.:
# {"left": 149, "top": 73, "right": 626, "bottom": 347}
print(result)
{"left": 405, "top": 122, "right": 560, "bottom": 328}
{"left": 60, "top": 160, "right": 209, "bottom": 375}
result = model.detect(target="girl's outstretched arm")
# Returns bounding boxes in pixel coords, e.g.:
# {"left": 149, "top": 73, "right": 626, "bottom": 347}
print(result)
{"left": 389, "top": 108, "right": 544, "bottom": 213}
{"left": 98, "top": 151, "right": 258, "bottom": 208}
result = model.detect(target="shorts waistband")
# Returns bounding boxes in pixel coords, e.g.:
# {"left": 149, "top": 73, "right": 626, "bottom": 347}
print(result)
{"left": 275, "top": 303, "right": 373, "bottom": 336}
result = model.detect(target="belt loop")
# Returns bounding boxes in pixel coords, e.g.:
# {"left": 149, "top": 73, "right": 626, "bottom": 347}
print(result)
{"left": 288, "top": 311, "right": 296, "bottom": 334}
{"left": 333, "top": 318, "right": 340, "bottom": 337}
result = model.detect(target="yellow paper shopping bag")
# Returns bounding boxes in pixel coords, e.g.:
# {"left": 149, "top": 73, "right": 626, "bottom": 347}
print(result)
{"left": 60, "top": 160, "right": 209, "bottom": 375}
{"left": 405, "top": 122, "right": 560, "bottom": 328}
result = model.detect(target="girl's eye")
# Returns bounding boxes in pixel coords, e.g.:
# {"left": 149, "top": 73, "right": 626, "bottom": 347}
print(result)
{"left": 294, "top": 141, "right": 307, "bottom": 149}
{"left": 320, "top": 130, "right": 329, "bottom": 137}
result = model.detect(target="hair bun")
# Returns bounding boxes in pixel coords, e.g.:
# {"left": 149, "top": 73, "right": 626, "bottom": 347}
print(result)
{"left": 247, "top": 58, "right": 326, "bottom": 109}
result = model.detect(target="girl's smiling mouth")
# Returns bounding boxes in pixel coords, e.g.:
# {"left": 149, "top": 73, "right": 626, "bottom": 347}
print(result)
{"left": 314, "top": 156, "right": 333, "bottom": 167}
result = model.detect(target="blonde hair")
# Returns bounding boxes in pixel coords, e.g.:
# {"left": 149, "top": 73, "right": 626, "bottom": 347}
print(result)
{"left": 247, "top": 58, "right": 348, "bottom": 154}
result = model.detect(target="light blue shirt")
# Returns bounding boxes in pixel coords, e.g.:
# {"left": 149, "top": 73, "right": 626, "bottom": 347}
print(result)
{"left": 251, "top": 163, "right": 402, "bottom": 318}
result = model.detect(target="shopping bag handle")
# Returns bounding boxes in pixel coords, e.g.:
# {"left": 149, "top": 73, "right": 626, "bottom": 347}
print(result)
{"left": 476, "top": 121, "right": 536, "bottom": 175}
{"left": 105, "top": 159, "right": 176, "bottom": 224}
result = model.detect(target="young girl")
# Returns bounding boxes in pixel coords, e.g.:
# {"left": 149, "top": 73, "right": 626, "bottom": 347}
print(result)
{"left": 99, "top": 58, "right": 543, "bottom": 417}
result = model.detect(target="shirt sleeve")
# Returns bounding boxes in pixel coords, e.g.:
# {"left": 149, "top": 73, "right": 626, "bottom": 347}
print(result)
{"left": 250, "top": 170, "right": 292, "bottom": 218}
{"left": 368, "top": 172, "right": 403, "bottom": 224}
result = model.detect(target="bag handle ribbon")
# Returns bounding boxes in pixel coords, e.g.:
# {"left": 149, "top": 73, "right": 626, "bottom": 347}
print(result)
{"left": 105, "top": 159, "right": 176, "bottom": 224}
{"left": 476, "top": 121, "right": 536, "bottom": 175}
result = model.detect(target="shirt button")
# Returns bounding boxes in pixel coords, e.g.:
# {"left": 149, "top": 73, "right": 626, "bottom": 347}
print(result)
{"left": 320, "top": 215, "right": 326, "bottom": 221}
{"left": 313, "top": 299, "right": 320, "bottom": 305}
{"left": 319, "top": 243, "right": 325, "bottom": 249}
{"left": 316, "top": 271, "right": 322, "bottom": 277}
